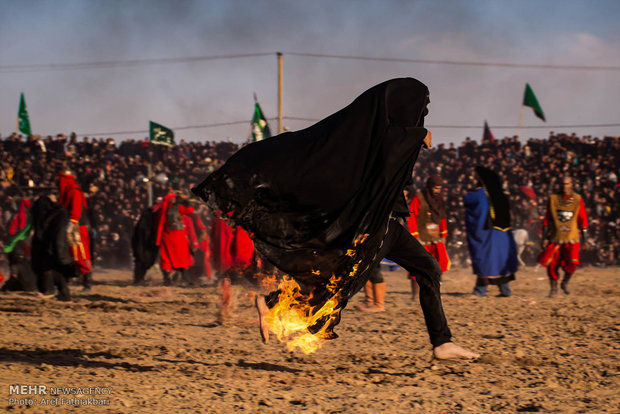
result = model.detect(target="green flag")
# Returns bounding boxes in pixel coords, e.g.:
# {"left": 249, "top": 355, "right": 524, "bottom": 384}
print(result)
{"left": 250, "top": 95, "right": 272, "bottom": 142}
{"left": 4, "top": 218, "right": 32, "bottom": 254}
{"left": 522, "top": 83, "right": 546, "bottom": 122}
{"left": 149, "top": 121, "right": 175, "bottom": 146}
{"left": 18, "top": 93, "right": 32, "bottom": 135}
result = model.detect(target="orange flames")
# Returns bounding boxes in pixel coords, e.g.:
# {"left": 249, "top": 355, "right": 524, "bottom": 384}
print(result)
{"left": 262, "top": 274, "right": 342, "bottom": 354}
{"left": 259, "top": 273, "right": 278, "bottom": 292}
{"left": 261, "top": 234, "right": 370, "bottom": 354}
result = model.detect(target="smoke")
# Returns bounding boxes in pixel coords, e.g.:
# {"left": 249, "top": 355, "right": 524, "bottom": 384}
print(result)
{"left": 1, "top": 0, "right": 619, "bottom": 143}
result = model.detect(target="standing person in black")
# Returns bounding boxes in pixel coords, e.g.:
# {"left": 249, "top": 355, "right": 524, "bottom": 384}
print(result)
{"left": 30, "top": 195, "right": 75, "bottom": 301}
{"left": 194, "top": 78, "right": 478, "bottom": 359}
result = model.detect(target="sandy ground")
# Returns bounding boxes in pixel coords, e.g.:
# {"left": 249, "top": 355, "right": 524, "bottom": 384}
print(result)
{"left": 0, "top": 265, "right": 618, "bottom": 413}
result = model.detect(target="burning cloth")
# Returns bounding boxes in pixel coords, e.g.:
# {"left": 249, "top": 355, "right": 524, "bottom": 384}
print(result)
{"left": 193, "top": 78, "right": 429, "bottom": 340}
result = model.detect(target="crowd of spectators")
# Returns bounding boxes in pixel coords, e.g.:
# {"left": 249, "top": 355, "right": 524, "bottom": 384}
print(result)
{"left": 411, "top": 133, "right": 619, "bottom": 267}
{"left": 1, "top": 131, "right": 618, "bottom": 273}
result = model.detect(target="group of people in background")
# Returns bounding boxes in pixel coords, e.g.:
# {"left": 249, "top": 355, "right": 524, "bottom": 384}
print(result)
{"left": 0, "top": 131, "right": 617, "bottom": 302}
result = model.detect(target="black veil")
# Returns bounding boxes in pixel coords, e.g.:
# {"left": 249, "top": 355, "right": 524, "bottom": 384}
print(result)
{"left": 193, "top": 78, "right": 430, "bottom": 335}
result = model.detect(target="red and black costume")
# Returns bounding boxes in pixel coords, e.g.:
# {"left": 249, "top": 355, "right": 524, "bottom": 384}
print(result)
{"left": 58, "top": 171, "right": 92, "bottom": 289}
{"left": 156, "top": 194, "right": 194, "bottom": 285}
{"left": 407, "top": 176, "right": 450, "bottom": 279}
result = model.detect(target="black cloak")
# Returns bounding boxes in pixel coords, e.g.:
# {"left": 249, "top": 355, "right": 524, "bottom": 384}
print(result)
{"left": 475, "top": 166, "right": 511, "bottom": 230}
{"left": 132, "top": 207, "right": 159, "bottom": 269}
{"left": 31, "top": 196, "right": 74, "bottom": 274}
{"left": 193, "top": 78, "right": 429, "bottom": 336}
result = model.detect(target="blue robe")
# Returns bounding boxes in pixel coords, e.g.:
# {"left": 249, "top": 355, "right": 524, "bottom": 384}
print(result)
{"left": 464, "top": 188, "right": 518, "bottom": 277}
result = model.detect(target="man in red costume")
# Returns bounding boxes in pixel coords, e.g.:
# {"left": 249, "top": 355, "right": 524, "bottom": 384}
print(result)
{"left": 192, "top": 214, "right": 213, "bottom": 279}
{"left": 538, "top": 176, "right": 588, "bottom": 297}
{"left": 58, "top": 170, "right": 93, "bottom": 291}
{"left": 209, "top": 214, "right": 256, "bottom": 322}
{"left": 156, "top": 192, "right": 195, "bottom": 286}
{"left": 407, "top": 175, "right": 450, "bottom": 298}
{"left": 210, "top": 214, "right": 234, "bottom": 275}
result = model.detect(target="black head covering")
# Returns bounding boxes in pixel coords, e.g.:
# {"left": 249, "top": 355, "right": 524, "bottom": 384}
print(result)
{"left": 474, "top": 166, "right": 511, "bottom": 230}
{"left": 193, "top": 78, "right": 429, "bottom": 336}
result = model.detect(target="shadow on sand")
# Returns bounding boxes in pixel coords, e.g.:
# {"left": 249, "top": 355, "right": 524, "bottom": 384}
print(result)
{"left": 0, "top": 348, "right": 156, "bottom": 371}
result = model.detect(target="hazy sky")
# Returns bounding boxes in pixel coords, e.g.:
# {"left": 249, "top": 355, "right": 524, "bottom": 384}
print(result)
{"left": 1, "top": 0, "right": 619, "bottom": 145}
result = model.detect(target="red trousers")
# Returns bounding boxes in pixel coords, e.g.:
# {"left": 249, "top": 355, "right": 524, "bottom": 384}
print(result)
{"left": 538, "top": 242, "right": 580, "bottom": 280}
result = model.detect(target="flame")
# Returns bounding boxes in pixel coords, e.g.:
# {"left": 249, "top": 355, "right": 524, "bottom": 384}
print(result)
{"left": 259, "top": 273, "right": 278, "bottom": 292}
{"left": 354, "top": 233, "right": 369, "bottom": 246}
{"left": 264, "top": 275, "right": 342, "bottom": 354}
{"left": 261, "top": 232, "right": 370, "bottom": 354}
{"left": 348, "top": 260, "right": 362, "bottom": 277}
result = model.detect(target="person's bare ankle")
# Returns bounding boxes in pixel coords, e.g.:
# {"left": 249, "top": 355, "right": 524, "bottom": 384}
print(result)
{"left": 255, "top": 295, "right": 270, "bottom": 344}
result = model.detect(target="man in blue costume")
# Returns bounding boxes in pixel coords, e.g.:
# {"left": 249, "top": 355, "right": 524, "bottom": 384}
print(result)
{"left": 464, "top": 167, "right": 518, "bottom": 297}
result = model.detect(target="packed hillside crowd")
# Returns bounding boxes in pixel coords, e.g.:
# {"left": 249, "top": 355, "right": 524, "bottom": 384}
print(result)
{"left": 1, "top": 131, "right": 618, "bottom": 271}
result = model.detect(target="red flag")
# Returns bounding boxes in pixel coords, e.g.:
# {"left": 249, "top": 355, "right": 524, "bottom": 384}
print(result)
{"left": 483, "top": 120, "right": 495, "bottom": 143}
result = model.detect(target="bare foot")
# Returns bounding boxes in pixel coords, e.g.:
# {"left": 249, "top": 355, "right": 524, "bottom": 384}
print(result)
{"left": 255, "top": 295, "right": 270, "bottom": 344}
{"left": 433, "top": 342, "right": 480, "bottom": 360}
{"left": 360, "top": 304, "right": 385, "bottom": 313}
{"left": 36, "top": 292, "right": 56, "bottom": 300}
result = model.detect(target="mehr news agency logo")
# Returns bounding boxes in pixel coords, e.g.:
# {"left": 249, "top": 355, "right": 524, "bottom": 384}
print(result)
{"left": 8, "top": 384, "right": 112, "bottom": 407}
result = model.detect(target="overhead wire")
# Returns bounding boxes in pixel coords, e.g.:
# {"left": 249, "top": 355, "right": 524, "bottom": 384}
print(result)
{"left": 0, "top": 53, "right": 274, "bottom": 73}
{"left": 284, "top": 52, "right": 620, "bottom": 71}
{"left": 74, "top": 118, "right": 620, "bottom": 137}
{"left": 2, "top": 51, "right": 619, "bottom": 73}
{"left": 3, "top": 51, "right": 618, "bottom": 136}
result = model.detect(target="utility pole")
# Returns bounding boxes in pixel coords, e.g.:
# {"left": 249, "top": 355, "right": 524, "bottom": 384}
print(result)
{"left": 147, "top": 162, "right": 153, "bottom": 207}
{"left": 517, "top": 105, "right": 524, "bottom": 141}
{"left": 277, "top": 52, "right": 283, "bottom": 134}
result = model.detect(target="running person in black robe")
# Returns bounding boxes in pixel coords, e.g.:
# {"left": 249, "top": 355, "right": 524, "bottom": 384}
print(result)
{"left": 193, "top": 78, "right": 478, "bottom": 359}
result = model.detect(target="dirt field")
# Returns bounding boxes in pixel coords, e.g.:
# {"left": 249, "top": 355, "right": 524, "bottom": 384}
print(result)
{"left": 1, "top": 265, "right": 618, "bottom": 413}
